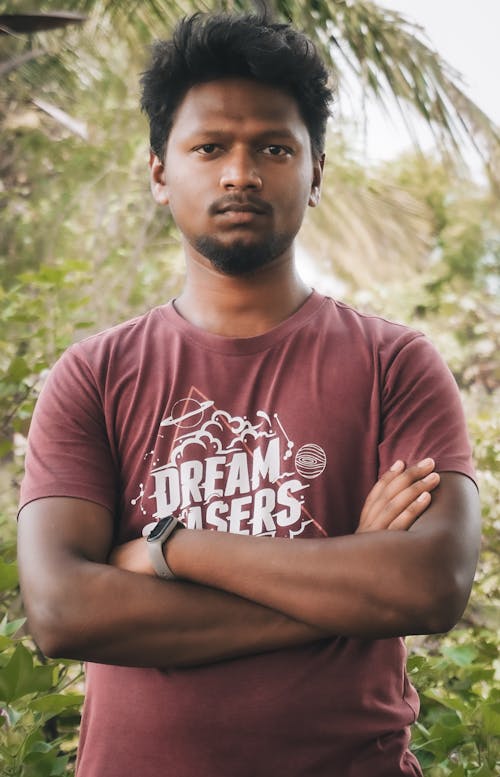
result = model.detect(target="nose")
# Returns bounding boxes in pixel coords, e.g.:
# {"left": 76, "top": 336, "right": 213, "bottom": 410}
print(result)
{"left": 219, "top": 147, "right": 262, "bottom": 191}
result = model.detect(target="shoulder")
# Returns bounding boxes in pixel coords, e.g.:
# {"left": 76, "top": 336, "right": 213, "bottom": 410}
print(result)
{"left": 318, "top": 295, "right": 426, "bottom": 363}
{"left": 57, "top": 303, "right": 172, "bottom": 377}
{"left": 314, "top": 296, "right": 462, "bottom": 395}
{"left": 37, "top": 304, "right": 172, "bottom": 402}
{"left": 75, "top": 304, "right": 169, "bottom": 358}
{"left": 326, "top": 296, "right": 420, "bottom": 337}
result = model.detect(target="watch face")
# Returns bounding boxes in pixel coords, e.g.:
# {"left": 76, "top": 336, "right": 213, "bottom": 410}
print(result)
{"left": 147, "top": 515, "right": 175, "bottom": 541}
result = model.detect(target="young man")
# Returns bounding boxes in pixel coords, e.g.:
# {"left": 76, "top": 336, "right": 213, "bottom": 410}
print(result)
{"left": 18, "top": 13, "right": 480, "bottom": 777}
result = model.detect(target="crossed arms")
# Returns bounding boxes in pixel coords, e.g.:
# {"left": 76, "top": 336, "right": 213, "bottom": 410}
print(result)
{"left": 17, "top": 460, "right": 480, "bottom": 670}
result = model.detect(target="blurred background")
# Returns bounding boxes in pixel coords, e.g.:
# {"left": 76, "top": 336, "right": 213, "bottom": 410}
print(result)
{"left": 0, "top": 1, "right": 498, "bottom": 774}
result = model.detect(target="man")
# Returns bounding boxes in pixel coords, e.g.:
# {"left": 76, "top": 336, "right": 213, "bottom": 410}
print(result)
{"left": 18, "top": 12, "right": 480, "bottom": 777}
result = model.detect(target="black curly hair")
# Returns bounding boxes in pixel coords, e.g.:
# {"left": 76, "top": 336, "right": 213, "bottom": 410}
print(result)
{"left": 140, "top": 12, "right": 333, "bottom": 161}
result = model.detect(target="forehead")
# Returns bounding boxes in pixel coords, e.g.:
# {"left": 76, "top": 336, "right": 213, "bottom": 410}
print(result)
{"left": 169, "top": 78, "right": 309, "bottom": 141}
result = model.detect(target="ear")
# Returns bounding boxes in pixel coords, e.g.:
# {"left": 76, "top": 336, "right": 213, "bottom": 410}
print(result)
{"left": 149, "top": 150, "right": 170, "bottom": 206}
{"left": 308, "top": 153, "right": 325, "bottom": 208}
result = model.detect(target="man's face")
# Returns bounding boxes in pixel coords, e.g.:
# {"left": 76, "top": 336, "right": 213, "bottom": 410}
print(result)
{"left": 150, "top": 77, "right": 323, "bottom": 275}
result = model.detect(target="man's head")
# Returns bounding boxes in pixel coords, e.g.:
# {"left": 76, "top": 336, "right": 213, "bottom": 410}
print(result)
{"left": 141, "top": 13, "right": 333, "bottom": 276}
{"left": 141, "top": 12, "right": 332, "bottom": 162}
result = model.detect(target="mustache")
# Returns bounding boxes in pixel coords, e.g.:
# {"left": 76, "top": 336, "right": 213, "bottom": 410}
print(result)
{"left": 208, "top": 194, "right": 272, "bottom": 217}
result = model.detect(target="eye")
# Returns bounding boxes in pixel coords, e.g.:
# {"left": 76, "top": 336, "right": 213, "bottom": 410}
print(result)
{"left": 262, "top": 145, "right": 292, "bottom": 157}
{"left": 194, "top": 144, "right": 219, "bottom": 155}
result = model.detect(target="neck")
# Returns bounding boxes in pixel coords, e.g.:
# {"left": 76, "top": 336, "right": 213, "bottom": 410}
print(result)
{"left": 174, "top": 247, "right": 311, "bottom": 337}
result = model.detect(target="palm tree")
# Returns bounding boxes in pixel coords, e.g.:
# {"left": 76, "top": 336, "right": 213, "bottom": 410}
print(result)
{"left": 2, "top": 0, "right": 498, "bottom": 286}
{"left": 4, "top": 0, "right": 499, "bottom": 169}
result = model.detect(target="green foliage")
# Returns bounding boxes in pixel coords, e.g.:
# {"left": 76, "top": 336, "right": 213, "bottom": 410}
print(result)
{"left": 0, "top": 616, "right": 84, "bottom": 777}
{"left": 1, "top": 426, "right": 83, "bottom": 777}
{"left": 408, "top": 632, "right": 500, "bottom": 775}
{"left": 0, "top": 258, "right": 91, "bottom": 774}
{"left": 0, "top": 260, "right": 92, "bottom": 460}
{"left": 0, "top": 591, "right": 81, "bottom": 777}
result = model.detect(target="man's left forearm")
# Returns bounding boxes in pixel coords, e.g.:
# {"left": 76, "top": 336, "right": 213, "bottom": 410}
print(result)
{"left": 165, "top": 473, "right": 480, "bottom": 638}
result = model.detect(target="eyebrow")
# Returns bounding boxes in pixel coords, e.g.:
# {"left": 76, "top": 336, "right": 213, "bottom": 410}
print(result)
{"left": 186, "top": 128, "right": 301, "bottom": 143}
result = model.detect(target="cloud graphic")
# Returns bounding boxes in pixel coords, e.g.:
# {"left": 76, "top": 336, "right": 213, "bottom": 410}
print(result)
{"left": 170, "top": 431, "right": 226, "bottom": 462}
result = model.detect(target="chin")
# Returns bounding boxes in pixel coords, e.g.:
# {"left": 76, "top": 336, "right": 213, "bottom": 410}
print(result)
{"left": 194, "top": 234, "right": 291, "bottom": 276}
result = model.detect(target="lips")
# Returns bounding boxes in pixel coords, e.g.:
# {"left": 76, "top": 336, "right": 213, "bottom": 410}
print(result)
{"left": 210, "top": 196, "right": 271, "bottom": 217}
{"left": 217, "top": 203, "right": 266, "bottom": 215}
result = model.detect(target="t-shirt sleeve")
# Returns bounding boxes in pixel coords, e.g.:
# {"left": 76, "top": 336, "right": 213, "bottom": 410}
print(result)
{"left": 378, "top": 334, "right": 476, "bottom": 483}
{"left": 19, "top": 344, "right": 118, "bottom": 514}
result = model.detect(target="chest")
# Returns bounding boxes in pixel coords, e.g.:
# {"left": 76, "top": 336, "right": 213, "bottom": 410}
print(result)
{"left": 108, "top": 344, "right": 381, "bottom": 541}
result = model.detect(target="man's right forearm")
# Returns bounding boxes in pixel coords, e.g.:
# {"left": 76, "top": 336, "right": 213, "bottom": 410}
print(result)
{"left": 18, "top": 499, "right": 326, "bottom": 669}
{"left": 24, "top": 558, "right": 326, "bottom": 668}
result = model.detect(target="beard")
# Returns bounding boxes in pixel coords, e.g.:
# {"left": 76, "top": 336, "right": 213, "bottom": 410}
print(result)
{"left": 194, "top": 232, "right": 294, "bottom": 276}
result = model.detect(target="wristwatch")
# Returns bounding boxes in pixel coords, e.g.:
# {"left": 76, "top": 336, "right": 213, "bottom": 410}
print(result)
{"left": 142, "top": 515, "right": 185, "bottom": 579}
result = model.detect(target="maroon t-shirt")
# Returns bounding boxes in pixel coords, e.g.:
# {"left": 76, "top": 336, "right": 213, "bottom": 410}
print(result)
{"left": 20, "top": 291, "right": 475, "bottom": 777}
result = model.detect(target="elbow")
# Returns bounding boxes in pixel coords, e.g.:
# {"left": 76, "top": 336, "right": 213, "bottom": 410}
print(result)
{"left": 35, "top": 633, "right": 71, "bottom": 661}
{"left": 27, "top": 605, "right": 74, "bottom": 660}
{"left": 419, "top": 569, "right": 474, "bottom": 635}
{"left": 19, "top": 556, "right": 105, "bottom": 661}
{"left": 412, "top": 522, "right": 479, "bottom": 636}
{"left": 22, "top": 590, "right": 85, "bottom": 660}
{"left": 423, "top": 599, "right": 463, "bottom": 636}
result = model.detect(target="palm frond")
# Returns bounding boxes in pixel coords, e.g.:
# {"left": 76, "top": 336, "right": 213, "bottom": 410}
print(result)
{"left": 300, "top": 137, "right": 433, "bottom": 288}
{"left": 0, "top": 12, "right": 87, "bottom": 34}
{"left": 278, "top": 0, "right": 499, "bottom": 177}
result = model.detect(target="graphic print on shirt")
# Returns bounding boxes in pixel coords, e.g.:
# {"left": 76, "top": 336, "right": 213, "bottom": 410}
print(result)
{"left": 132, "top": 388, "right": 328, "bottom": 538}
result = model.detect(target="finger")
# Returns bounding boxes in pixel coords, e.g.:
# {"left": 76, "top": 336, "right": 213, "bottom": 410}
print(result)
{"left": 361, "top": 460, "right": 405, "bottom": 513}
{"left": 387, "top": 491, "right": 432, "bottom": 531}
{"left": 362, "top": 458, "right": 436, "bottom": 527}
{"left": 379, "top": 458, "right": 436, "bottom": 505}
{"left": 369, "top": 472, "right": 440, "bottom": 531}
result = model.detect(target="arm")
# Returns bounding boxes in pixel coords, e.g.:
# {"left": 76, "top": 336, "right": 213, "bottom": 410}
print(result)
{"left": 17, "top": 461, "right": 434, "bottom": 667}
{"left": 111, "top": 459, "right": 469, "bottom": 640}
{"left": 163, "top": 471, "right": 480, "bottom": 637}
{"left": 17, "top": 497, "right": 325, "bottom": 669}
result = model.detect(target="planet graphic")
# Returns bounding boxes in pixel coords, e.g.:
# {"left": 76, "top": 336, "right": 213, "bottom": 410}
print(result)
{"left": 295, "top": 443, "right": 327, "bottom": 479}
{"left": 160, "top": 398, "right": 213, "bottom": 429}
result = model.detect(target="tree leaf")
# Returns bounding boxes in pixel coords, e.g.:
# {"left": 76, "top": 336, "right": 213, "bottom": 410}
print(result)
{"left": 0, "top": 616, "right": 26, "bottom": 637}
{"left": 29, "top": 692, "right": 84, "bottom": 714}
{"left": 0, "top": 644, "right": 54, "bottom": 703}
{"left": 0, "top": 562, "right": 18, "bottom": 593}
{"left": 477, "top": 702, "right": 500, "bottom": 735}
{"left": 441, "top": 644, "right": 478, "bottom": 666}
{"left": 5, "top": 356, "right": 30, "bottom": 382}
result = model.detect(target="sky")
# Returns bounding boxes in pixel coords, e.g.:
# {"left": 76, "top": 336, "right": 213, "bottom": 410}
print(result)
{"left": 354, "top": 0, "right": 500, "bottom": 161}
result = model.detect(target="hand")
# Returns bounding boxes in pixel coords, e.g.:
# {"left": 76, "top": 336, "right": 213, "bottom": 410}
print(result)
{"left": 357, "top": 458, "right": 440, "bottom": 534}
{"left": 108, "top": 537, "right": 155, "bottom": 575}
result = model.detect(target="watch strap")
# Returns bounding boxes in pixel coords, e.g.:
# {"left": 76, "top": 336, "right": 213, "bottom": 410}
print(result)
{"left": 143, "top": 516, "right": 185, "bottom": 579}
